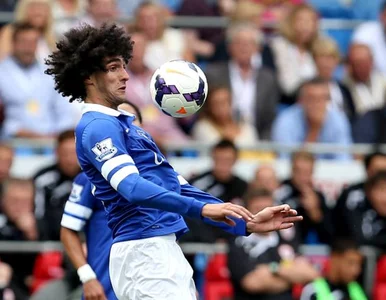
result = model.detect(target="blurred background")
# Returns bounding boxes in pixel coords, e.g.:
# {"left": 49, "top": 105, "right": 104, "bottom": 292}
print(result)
{"left": 1, "top": 0, "right": 386, "bottom": 299}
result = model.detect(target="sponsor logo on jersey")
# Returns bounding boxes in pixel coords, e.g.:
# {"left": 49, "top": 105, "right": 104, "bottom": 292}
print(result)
{"left": 92, "top": 138, "right": 118, "bottom": 162}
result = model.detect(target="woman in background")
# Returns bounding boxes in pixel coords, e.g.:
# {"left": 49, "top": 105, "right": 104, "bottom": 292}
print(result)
{"left": 0, "top": 0, "right": 56, "bottom": 64}
{"left": 192, "top": 86, "right": 259, "bottom": 146}
{"left": 270, "top": 4, "right": 319, "bottom": 104}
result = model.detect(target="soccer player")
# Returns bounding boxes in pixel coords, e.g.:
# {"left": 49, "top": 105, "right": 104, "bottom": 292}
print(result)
{"left": 60, "top": 102, "right": 143, "bottom": 300}
{"left": 45, "top": 23, "right": 302, "bottom": 300}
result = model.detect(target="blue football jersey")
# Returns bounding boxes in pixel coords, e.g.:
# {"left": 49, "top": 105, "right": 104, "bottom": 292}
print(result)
{"left": 61, "top": 172, "right": 117, "bottom": 300}
{"left": 75, "top": 104, "right": 248, "bottom": 243}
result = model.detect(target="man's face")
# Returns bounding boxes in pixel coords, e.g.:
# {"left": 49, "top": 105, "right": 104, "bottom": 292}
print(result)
{"left": 212, "top": 147, "right": 237, "bottom": 182}
{"left": 247, "top": 196, "right": 273, "bottom": 215}
{"left": 368, "top": 181, "right": 386, "bottom": 217}
{"left": 57, "top": 138, "right": 80, "bottom": 178}
{"left": 0, "top": 147, "right": 13, "bottom": 182}
{"left": 89, "top": 0, "right": 117, "bottom": 23}
{"left": 300, "top": 84, "right": 329, "bottom": 125}
{"left": 13, "top": 29, "right": 40, "bottom": 66}
{"left": 349, "top": 46, "right": 373, "bottom": 83}
{"left": 92, "top": 56, "right": 129, "bottom": 107}
{"left": 228, "top": 29, "right": 259, "bottom": 67}
{"left": 292, "top": 158, "right": 314, "bottom": 189}
{"left": 3, "top": 182, "right": 34, "bottom": 221}
{"left": 367, "top": 156, "right": 386, "bottom": 178}
{"left": 253, "top": 166, "right": 278, "bottom": 193}
{"left": 334, "top": 250, "right": 363, "bottom": 284}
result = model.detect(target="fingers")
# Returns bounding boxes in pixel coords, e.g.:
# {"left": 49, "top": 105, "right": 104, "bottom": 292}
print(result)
{"left": 270, "top": 204, "right": 291, "bottom": 213}
{"left": 279, "top": 223, "right": 294, "bottom": 230}
{"left": 224, "top": 204, "right": 253, "bottom": 221}
{"left": 283, "top": 216, "right": 303, "bottom": 223}
{"left": 281, "top": 209, "right": 298, "bottom": 216}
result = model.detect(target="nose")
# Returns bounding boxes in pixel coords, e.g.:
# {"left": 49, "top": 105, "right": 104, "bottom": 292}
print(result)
{"left": 121, "top": 68, "right": 129, "bottom": 82}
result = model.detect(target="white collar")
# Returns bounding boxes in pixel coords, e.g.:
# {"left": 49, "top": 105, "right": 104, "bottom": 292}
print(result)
{"left": 81, "top": 103, "right": 135, "bottom": 118}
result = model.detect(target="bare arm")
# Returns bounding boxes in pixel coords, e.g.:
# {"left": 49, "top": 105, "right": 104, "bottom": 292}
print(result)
{"left": 278, "top": 258, "right": 320, "bottom": 285}
{"left": 60, "top": 227, "right": 107, "bottom": 300}
{"left": 241, "top": 265, "right": 291, "bottom": 294}
{"left": 60, "top": 227, "right": 87, "bottom": 269}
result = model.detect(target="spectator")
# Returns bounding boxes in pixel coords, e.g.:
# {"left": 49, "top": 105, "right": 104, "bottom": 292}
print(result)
{"left": 0, "top": 0, "right": 56, "bottom": 64}
{"left": 333, "top": 152, "right": 386, "bottom": 233}
{"left": 270, "top": 4, "right": 318, "bottom": 104}
{"left": 53, "top": 0, "right": 86, "bottom": 40}
{"left": 0, "top": 144, "right": 13, "bottom": 198}
{"left": 301, "top": 239, "right": 366, "bottom": 300}
{"left": 352, "top": 1, "right": 386, "bottom": 77}
{"left": 79, "top": 0, "right": 118, "bottom": 28}
{"left": 125, "top": 32, "right": 189, "bottom": 147}
{"left": 34, "top": 130, "right": 80, "bottom": 241}
{"left": 334, "top": 170, "right": 386, "bottom": 249}
{"left": 0, "top": 178, "right": 36, "bottom": 299}
{"left": 343, "top": 43, "right": 386, "bottom": 116}
{"left": 272, "top": 78, "right": 352, "bottom": 160}
{"left": 275, "top": 151, "right": 333, "bottom": 244}
{"left": 228, "top": 188, "right": 319, "bottom": 300}
{"left": 312, "top": 36, "right": 355, "bottom": 122}
{"left": 253, "top": 0, "right": 304, "bottom": 25}
{"left": 250, "top": 164, "right": 280, "bottom": 194}
{"left": 132, "top": 1, "right": 194, "bottom": 70}
{"left": 0, "top": 23, "right": 78, "bottom": 139}
{"left": 182, "top": 140, "right": 248, "bottom": 243}
{"left": 353, "top": 103, "right": 386, "bottom": 144}
{"left": 205, "top": 22, "right": 279, "bottom": 140}
{"left": 192, "top": 86, "right": 259, "bottom": 146}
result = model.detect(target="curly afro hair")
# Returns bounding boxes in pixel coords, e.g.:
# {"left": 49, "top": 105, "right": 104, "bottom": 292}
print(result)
{"left": 45, "top": 23, "right": 134, "bottom": 102}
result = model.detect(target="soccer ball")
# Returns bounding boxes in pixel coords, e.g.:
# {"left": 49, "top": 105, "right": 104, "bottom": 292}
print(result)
{"left": 149, "top": 60, "right": 208, "bottom": 118}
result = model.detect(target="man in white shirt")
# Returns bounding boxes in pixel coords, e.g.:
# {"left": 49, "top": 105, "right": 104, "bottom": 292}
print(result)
{"left": 0, "top": 23, "right": 77, "bottom": 139}
{"left": 352, "top": 1, "right": 386, "bottom": 77}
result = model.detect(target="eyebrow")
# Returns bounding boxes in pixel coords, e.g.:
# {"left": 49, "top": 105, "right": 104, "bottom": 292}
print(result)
{"left": 105, "top": 58, "right": 122, "bottom": 65}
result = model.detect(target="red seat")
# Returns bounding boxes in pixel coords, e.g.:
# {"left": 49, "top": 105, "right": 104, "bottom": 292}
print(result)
{"left": 374, "top": 284, "right": 386, "bottom": 300}
{"left": 204, "top": 254, "right": 234, "bottom": 300}
{"left": 30, "top": 251, "right": 64, "bottom": 294}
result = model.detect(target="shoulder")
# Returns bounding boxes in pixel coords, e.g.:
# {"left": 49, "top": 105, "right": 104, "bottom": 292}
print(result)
{"left": 33, "top": 164, "right": 58, "bottom": 181}
{"left": 275, "top": 105, "right": 303, "bottom": 123}
{"left": 76, "top": 113, "right": 123, "bottom": 139}
{"left": 353, "top": 21, "right": 382, "bottom": 37}
{"left": 271, "top": 36, "right": 290, "bottom": 51}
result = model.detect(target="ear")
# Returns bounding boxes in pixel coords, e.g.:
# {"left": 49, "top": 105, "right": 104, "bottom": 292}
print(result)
{"left": 84, "top": 76, "right": 94, "bottom": 86}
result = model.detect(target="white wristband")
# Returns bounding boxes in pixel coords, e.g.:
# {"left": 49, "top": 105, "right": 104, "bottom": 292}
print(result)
{"left": 77, "top": 264, "right": 97, "bottom": 283}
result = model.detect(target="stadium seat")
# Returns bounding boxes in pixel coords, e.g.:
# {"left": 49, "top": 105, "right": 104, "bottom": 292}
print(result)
{"left": 30, "top": 251, "right": 64, "bottom": 294}
{"left": 204, "top": 254, "right": 234, "bottom": 300}
{"left": 374, "top": 255, "right": 386, "bottom": 300}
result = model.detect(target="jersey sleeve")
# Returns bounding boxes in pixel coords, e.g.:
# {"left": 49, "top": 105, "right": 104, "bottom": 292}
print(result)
{"left": 177, "top": 175, "right": 248, "bottom": 236}
{"left": 61, "top": 173, "right": 94, "bottom": 232}
{"left": 80, "top": 119, "right": 205, "bottom": 219}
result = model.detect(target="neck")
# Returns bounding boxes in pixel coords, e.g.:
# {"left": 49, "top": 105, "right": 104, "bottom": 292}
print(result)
{"left": 84, "top": 97, "right": 116, "bottom": 110}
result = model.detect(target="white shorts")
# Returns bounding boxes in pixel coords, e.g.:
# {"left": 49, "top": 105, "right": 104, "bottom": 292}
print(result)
{"left": 109, "top": 234, "right": 197, "bottom": 300}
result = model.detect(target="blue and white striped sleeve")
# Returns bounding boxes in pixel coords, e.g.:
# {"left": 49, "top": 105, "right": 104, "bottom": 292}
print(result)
{"left": 177, "top": 175, "right": 248, "bottom": 236}
{"left": 80, "top": 119, "right": 206, "bottom": 219}
{"left": 61, "top": 173, "right": 94, "bottom": 232}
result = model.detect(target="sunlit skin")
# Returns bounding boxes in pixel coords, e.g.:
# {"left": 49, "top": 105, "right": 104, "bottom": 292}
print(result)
{"left": 85, "top": 56, "right": 129, "bottom": 109}
{"left": 13, "top": 28, "right": 40, "bottom": 67}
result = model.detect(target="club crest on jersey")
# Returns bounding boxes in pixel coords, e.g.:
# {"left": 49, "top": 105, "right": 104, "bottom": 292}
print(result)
{"left": 92, "top": 138, "right": 117, "bottom": 162}
{"left": 69, "top": 183, "right": 83, "bottom": 202}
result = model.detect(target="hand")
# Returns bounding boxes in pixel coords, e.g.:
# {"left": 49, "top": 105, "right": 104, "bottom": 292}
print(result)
{"left": 84, "top": 279, "right": 107, "bottom": 300}
{"left": 300, "top": 187, "right": 323, "bottom": 223}
{"left": 14, "top": 214, "right": 38, "bottom": 240}
{"left": 246, "top": 205, "right": 303, "bottom": 233}
{"left": 201, "top": 203, "right": 253, "bottom": 226}
{"left": 0, "top": 262, "right": 12, "bottom": 288}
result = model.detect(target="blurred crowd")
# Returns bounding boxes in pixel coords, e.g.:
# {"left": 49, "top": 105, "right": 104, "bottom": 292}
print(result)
{"left": 1, "top": 0, "right": 386, "bottom": 299}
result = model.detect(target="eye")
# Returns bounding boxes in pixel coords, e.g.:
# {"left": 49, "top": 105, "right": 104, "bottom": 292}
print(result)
{"left": 109, "top": 66, "right": 117, "bottom": 72}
